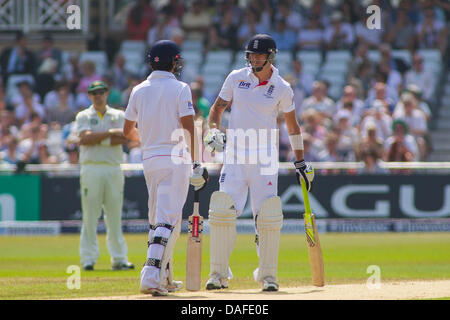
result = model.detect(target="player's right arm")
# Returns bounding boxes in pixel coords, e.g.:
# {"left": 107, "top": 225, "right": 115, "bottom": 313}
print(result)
{"left": 208, "top": 97, "right": 231, "bottom": 130}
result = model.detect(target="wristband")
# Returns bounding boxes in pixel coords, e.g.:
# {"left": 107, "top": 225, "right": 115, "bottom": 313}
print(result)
{"left": 289, "top": 134, "right": 304, "bottom": 150}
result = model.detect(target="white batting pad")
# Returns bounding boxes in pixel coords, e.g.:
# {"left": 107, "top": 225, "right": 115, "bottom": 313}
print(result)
{"left": 254, "top": 196, "right": 283, "bottom": 282}
{"left": 159, "top": 219, "right": 181, "bottom": 286}
{"left": 208, "top": 191, "right": 237, "bottom": 279}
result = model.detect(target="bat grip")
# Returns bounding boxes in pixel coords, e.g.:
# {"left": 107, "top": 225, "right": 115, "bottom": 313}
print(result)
{"left": 194, "top": 189, "right": 199, "bottom": 203}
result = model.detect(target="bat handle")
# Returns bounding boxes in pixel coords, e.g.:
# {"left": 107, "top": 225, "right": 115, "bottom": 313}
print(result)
{"left": 194, "top": 189, "right": 200, "bottom": 203}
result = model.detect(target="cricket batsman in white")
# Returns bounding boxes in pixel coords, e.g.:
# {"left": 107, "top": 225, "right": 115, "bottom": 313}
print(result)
{"left": 123, "top": 40, "right": 208, "bottom": 296}
{"left": 204, "top": 34, "right": 314, "bottom": 291}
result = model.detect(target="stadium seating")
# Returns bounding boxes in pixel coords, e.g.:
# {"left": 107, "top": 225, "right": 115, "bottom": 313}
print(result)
{"left": 204, "top": 50, "right": 233, "bottom": 65}
{"left": 181, "top": 39, "right": 203, "bottom": 51}
{"left": 392, "top": 49, "right": 412, "bottom": 64}
{"left": 296, "top": 51, "right": 322, "bottom": 65}
{"left": 6, "top": 74, "right": 35, "bottom": 101}
{"left": 325, "top": 50, "right": 352, "bottom": 64}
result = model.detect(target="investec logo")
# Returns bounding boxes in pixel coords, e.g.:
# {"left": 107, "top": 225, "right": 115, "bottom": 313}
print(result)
{"left": 0, "top": 194, "right": 16, "bottom": 221}
{"left": 238, "top": 80, "right": 251, "bottom": 89}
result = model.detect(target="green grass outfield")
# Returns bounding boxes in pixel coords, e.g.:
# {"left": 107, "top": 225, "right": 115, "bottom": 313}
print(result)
{"left": 1, "top": 233, "right": 449, "bottom": 300}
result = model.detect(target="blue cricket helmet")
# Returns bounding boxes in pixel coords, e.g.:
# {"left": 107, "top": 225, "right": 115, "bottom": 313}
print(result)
{"left": 147, "top": 40, "right": 183, "bottom": 75}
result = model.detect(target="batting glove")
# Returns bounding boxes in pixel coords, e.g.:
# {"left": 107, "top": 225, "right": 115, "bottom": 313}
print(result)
{"left": 204, "top": 128, "right": 226, "bottom": 153}
{"left": 190, "top": 161, "right": 209, "bottom": 191}
{"left": 294, "top": 159, "right": 314, "bottom": 192}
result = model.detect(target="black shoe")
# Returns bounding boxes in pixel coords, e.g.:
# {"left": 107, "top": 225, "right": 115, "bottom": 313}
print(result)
{"left": 112, "top": 262, "right": 135, "bottom": 270}
{"left": 83, "top": 264, "right": 94, "bottom": 271}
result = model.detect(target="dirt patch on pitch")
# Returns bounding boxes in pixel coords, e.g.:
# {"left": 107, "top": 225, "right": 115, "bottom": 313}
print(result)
{"left": 79, "top": 280, "right": 450, "bottom": 300}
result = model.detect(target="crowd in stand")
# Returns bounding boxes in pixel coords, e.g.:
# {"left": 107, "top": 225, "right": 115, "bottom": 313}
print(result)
{"left": 0, "top": 0, "right": 449, "bottom": 173}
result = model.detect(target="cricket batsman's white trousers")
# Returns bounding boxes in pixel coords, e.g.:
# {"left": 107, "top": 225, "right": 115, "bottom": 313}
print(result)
{"left": 79, "top": 164, "right": 128, "bottom": 266}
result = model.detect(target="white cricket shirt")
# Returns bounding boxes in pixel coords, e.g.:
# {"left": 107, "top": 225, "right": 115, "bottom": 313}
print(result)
{"left": 218, "top": 65, "right": 295, "bottom": 153}
{"left": 124, "top": 71, "right": 195, "bottom": 160}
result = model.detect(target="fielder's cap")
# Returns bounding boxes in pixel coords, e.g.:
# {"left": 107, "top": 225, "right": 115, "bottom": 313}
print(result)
{"left": 87, "top": 80, "right": 108, "bottom": 93}
{"left": 405, "top": 84, "right": 422, "bottom": 97}
{"left": 392, "top": 118, "right": 409, "bottom": 134}
{"left": 366, "top": 122, "right": 377, "bottom": 131}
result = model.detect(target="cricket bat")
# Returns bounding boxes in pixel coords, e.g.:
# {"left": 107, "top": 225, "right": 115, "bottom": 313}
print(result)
{"left": 186, "top": 189, "right": 203, "bottom": 291}
{"left": 301, "top": 181, "right": 325, "bottom": 287}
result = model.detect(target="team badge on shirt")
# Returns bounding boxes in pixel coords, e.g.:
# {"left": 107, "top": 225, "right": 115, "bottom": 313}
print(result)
{"left": 90, "top": 118, "right": 98, "bottom": 125}
{"left": 264, "top": 85, "right": 275, "bottom": 98}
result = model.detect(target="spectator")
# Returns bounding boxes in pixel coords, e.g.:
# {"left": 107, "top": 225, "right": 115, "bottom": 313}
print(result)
{"left": 297, "top": 15, "right": 324, "bottom": 50}
{"left": 300, "top": 81, "right": 335, "bottom": 121}
{"left": 205, "top": 9, "right": 238, "bottom": 51}
{"left": 102, "top": 75, "right": 123, "bottom": 109}
{"left": 404, "top": 53, "right": 435, "bottom": 102}
{"left": 300, "top": 132, "right": 324, "bottom": 162}
{"left": 190, "top": 81, "right": 211, "bottom": 119}
{"left": 17, "top": 125, "right": 43, "bottom": 164}
{"left": 147, "top": 12, "right": 175, "bottom": 47}
{"left": 333, "top": 109, "right": 358, "bottom": 161}
{"left": 360, "top": 100, "right": 393, "bottom": 142}
{"left": 0, "top": 31, "right": 36, "bottom": 83}
{"left": 121, "top": 74, "right": 142, "bottom": 107}
{"left": 378, "top": 43, "right": 409, "bottom": 74}
{"left": 348, "top": 42, "right": 375, "bottom": 81}
{"left": 0, "top": 134, "right": 21, "bottom": 164}
{"left": 0, "top": 110, "right": 19, "bottom": 142}
{"left": 14, "top": 81, "right": 45, "bottom": 126}
{"left": 415, "top": 7, "right": 448, "bottom": 56}
{"left": 36, "top": 142, "right": 59, "bottom": 164}
{"left": 356, "top": 122, "right": 384, "bottom": 161}
{"left": 109, "top": 53, "right": 131, "bottom": 92}
{"left": 357, "top": 148, "right": 387, "bottom": 174}
{"left": 237, "top": 11, "right": 267, "bottom": 49}
{"left": 336, "top": 85, "right": 365, "bottom": 126}
{"left": 365, "top": 82, "right": 396, "bottom": 114}
{"left": 291, "top": 59, "right": 314, "bottom": 96}
{"left": 162, "top": 0, "right": 186, "bottom": 21}
{"left": 0, "top": 83, "right": 8, "bottom": 111}
{"left": 275, "top": 1, "right": 303, "bottom": 32}
{"left": 181, "top": 0, "right": 212, "bottom": 42}
{"left": 270, "top": 19, "right": 297, "bottom": 51}
{"left": 170, "top": 27, "right": 185, "bottom": 48}
{"left": 61, "top": 52, "right": 81, "bottom": 93}
{"left": 44, "top": 81, "right": 76, "bottom": 113}
{"left": 319, "top": 132, "right": 342, "bottom": 162}
{"left": 62, "top": 143, "right": 79, "bottom": 165}
{"left": 36, "top": 33, "right": 63, "bottom": 75}
{"left": 403, "top": 84, "right": 431, "bottom": 121}
{"left": 45, "top": 83, "right": 77, "bottom": 126}
{"left": 301, "top": 108, "right": 328, "bottom": 142}
{"left": 354, "top": 9, "right": 385, "bottom": 49}
{"left": 126, "top": 0, "right": 156, "bottom": 41}
{"left": 384, "top": 8, "right": 416, "bottom": 50}
{"left": 393, "top": 92, "right": 428, "bottom": 159}
{"left": 385, "top": 119, "right": 419, "bottom": 161}
{"left": 76, "top": 60, "right": 101, "bottom": 94}
{"left": 376, "top": 60, "right": 403, "bottom": 100}
{"left": 324, "top": 11, "right": 355, "bottom": 50}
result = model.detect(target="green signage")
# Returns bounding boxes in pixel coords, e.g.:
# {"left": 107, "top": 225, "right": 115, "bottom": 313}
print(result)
{"left": 0, "top": 175, "right": 41, "bottom": 221}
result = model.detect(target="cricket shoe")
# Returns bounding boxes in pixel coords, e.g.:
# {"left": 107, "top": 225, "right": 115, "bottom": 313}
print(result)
{"left": 140, "top": 286, "right": 169, "bottom": 297}
{"left": 206, "top": 274, "right": 228, "bottom": 290}
{"left": 112, "top": 261, "right": 135, "bottom": 271}
{"left": 166, "top": 280, "right": 183, "bottom": 292}
{"left": 262, "top": 276, "right": 279, "bottom": 292}
{"left": 82, "top": 264, "right": 94, "bottom": 271}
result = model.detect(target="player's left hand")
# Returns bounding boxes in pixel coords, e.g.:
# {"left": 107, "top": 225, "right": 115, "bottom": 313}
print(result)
{"left": 204, "top": 128, "right": 226, "bottom": 153}
{"left": 190, "top": 161, "right": 209, "bottom": 191}
{"left": 294, "top": 160, "right": 314, "bottom": 191}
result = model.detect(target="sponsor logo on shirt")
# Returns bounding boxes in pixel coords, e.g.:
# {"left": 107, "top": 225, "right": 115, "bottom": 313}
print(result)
{"left": 187, "top": 101, "right": 193, "bottom": 110}
{"left": 220, "top": 173, "right": 226, "bottom": 183}
{"left": 238, "top": 80, "right": 251, "bottom": 89}
{"left": 264, "top": 85, "right": 275, "bottom": 98}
